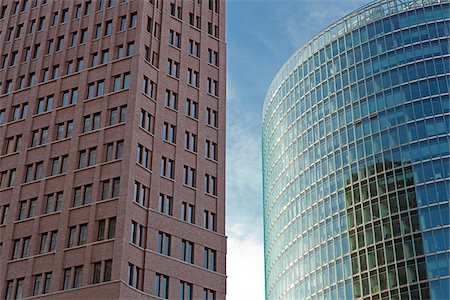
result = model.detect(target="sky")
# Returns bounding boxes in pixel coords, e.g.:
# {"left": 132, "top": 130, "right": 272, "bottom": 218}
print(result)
{"left": 225, "top": 0, "right": 370, "bottom": 299}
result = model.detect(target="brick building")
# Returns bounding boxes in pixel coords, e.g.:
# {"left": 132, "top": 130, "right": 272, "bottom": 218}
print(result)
{"left": 0, "top": 0, "right": 226, "bottom": 298}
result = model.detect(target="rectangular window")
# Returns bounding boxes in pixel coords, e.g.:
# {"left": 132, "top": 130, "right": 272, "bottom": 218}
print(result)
{"left": 206, "top": 140, "right": 218, "bottom": 160}
{"left": 160, "top": 157, "right": 175, "bottom": 179}
{"left": 179, "top": 281, "right": 193, "bottom": 300}
{"left": 187, "top": 68, "right": 199, "bottom": 87}
{"left": 130, "top": 220, "right": 144, "bottom": 247}
{"left": 162, "top": 122, "right": 176, "bottom": 143}
{"left": 142, "top": 76, "right": 157, "bottom": 98}
{"left": 154, "top": 273, "right": 169, "bottom": 299}
{"left": 165, "top": 89, "right": 178, "bottom": 110}
{"left": 72, "top": 184, "right": 92, "bottom": 207}
{"left": 205, "top": 174, "right": 217, "bottom": 196}
{"left": 182, "top": 166, "right": 196, "bottom": 188}
{"left": 185, "top": 99, "right": 198, "bottom": 119}
{"left": 204, "top": 248, "right": 217, "bottom": 271}
{"left": 158, "top": 194, "right": 172, "bottom": 216}
{"left": 181, "top": 202, "right": 195, "bottom": 223}
{"left": 133, "top": 181, "right": 148, "bottom": 206}
{"left": 167, "top": 59, "right": 179, "bottom": 78}
{"left": 181, "top": 240, "right": 194, "bottom": 263}
{"left": 206, "top": 108, "right": 218, "bottom": 127}
{"left": 157, "top": 232, "right": 171, "bottom": 256}
{"left": 139, "top": 109, "right": 154, "bottom": 134}
{"left": 188, "top": 39, "right": 200, "bottom": 57}
{"left": 168, "top": 29, "right": 181, "bottom": 47}
{"left": 204, "top": 210, "right": 217, "bottom": 232}
{"left": 184, "top": 131, "right": 197, "bottom": 152}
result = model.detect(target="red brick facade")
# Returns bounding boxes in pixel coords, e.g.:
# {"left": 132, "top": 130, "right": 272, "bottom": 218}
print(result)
{"left": 0, "top": 0, "right": 226, "bottom": 299}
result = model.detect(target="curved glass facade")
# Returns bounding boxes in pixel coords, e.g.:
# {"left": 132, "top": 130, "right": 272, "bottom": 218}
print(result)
{"left": 262, "top": 1, "right": 450, "bottom": 299}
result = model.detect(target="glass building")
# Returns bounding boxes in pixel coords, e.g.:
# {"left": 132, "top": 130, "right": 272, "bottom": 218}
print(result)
{"left": 262, "top": 1, "right": 449, "bottom": 299}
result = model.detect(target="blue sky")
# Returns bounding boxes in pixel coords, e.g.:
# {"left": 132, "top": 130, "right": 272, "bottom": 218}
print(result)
{"left": 225, "top": 1, "right": 370, "bottom": 298}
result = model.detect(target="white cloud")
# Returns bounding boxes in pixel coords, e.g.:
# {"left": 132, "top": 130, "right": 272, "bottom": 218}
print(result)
{"left": 227, "top": 224, "right": 265, "bottom": 300}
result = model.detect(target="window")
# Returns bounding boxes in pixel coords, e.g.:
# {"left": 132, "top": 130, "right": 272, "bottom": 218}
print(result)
{"left": 165, "top": 89, "right": 178, "bottom": 109}
{"left": 105, "top": 140, "right": 124, "bottom": 161}
{"left": 99, "top": 50, "right": 109, "bottom": 65}
{"left": 167, "top": 59, "right": 179, "bottom": 78}
{"left": 179, "top": 281, "right": 193, "bottom": 300}
{"left": 142, "top": 76, "right": 157, "bottom": 98}
{"left": 7, "top": 278, "right": 25, "bottom": 300}
{"left": 158, "top": 194, "right": 172, "bottom": 215}
{"left": 22, "top": 47, "right": 30, "bottom": 62}
{"left": 101, "top": 177, "right": 120, "bottom": 200}
{"left": 0, "top": 204, "right": 10, "bottom": 224}
{"left": 130, "top": 220, "right": 144, "bottom": 247}
{"left": 70, "top": 32, "right": 77, "bottom": 47}
{"left": 18, "top": 198, "right": 37, "bottom": 220}
{"left": 139, "top": 109, "right": 154, "bottom": 134}
{"left": 187, "top": 68, "right": 199, "bottom": 87}
{"left": 78, "top": 148, "right": 97, "bottom": 169}
{"left": 168, "top": 29, "right": 180, "bottom": 47}
{"left": 51, "top": 11, "right": 58, "bottom": 25}
{"left": 0, "top": 169, "right": 16, "bottom": 189}
{"left": 61, "top": 88, "right": 78, "bottom": 107}
{"left": 129, "top": 12, "right": 137, "bottom": 28}
{"left": 56, "top": 120, "right": 73, "bottom": 140}
{"left": 136, "top": 144, "right": 151, "bottom": 169}
{"left": 92, "top": 259, "right": 112, "bottom": 284}
{"left": 72, "top": 184, "right": 92, "bottom": 207}
{"left": 94, "top": 24, "right": 101, "bottom": 39}
{"left": 104, "top": 20, "right": 112, "bottom": 36}
{"left": 119, "top": 15, "right": 126, "bottom": 31}
{"left": 127, "top": 42, "right": 134, "bottom": 55}
{"left": 32, "top": 43, "right": 41, "bottom": 59}
{"left": 15, "top": 23, "right": 23, "bottom": 38}
{"left": 162, "top": 122, "right": 176, "bottom": 143}
{"left": 87, "top": 80, "right": 104, "bottom": 99}
{"left": 50, "top": 155, "right": 68, "bottom": 175}
{"left": 160, "top": 157, "right": 174, "bottom": 179}
{"left": 206, "top": 108, "right": 218, "bottom": 127}
{"left": 205, "top": 174, "right": 217, "bottom": 196}
{"left": 3, "top": 135, "right": 22, "bottom": 154}
{"left": 109, "top": 105, "right": 127, "bottom": 125}
{"left": 207, "top": 78, "right": 218, "bottom": 96}
{"left": 203, "top": 288, "right": 216, "bottom": 300}
{"left": 204, "top": 248, "right": 216, "bottom": 271}
{"left": 206, "top": 140, "right": 218, "bottom": 160}
{"left": 112, "top": 72, "right": 130, "bottom": 91}
{"left": 91, "top": 52, "right": 99, "bottom": 67}
{"left": 35, "top": 95, "right": 53, "bottom": 114}
{"left": 44, "top": 191, "right": 63, "bottom": 214}
{"left": 188, "top": 39, "right": 200, "bottom": 57}
{"left": 63, "top": 266, "right": 84, "bottom": 290}
{"left": 39, "top": 230, "right": 57, "bottom": 254}
{"left": 204, "top": 210, "right": 217, "bottom": 231}
{"left": 38, "top": 17, "right": 45, "bottom": 31}
{"left": 55, "top": 36, "right": 64, "bottom": 51}
{"left": 97, "top": 217, "right": 116, "bottom": 240}
{"left": 154, "top": 273, "right": 169, "bottom": 299}
{"left": 157, "top": 232, "right": 170, "bottom": 256}
{"left": 183, "top": 166, "right": 196, "bottom": 188}
{"left": 74, "top": 4, "right": 81, "bottom": 19}
{"left": 33, "top": 272, "right": 52, "bottom": 295}
{"left": 66, "top": 60, "right": 74, "bottom": 75}
{"left": 4, "top": 79, "right": 12, "bottom": 94}
{"left": 208, "top": 49, "right": 219, "bottom": 66}
{"left": 181, "top": 240, "right": 194, "bottom": 263}
{"left": 51, "top": 64, "right": 59, "bottom": 79}
{"left": 24, "top": 161, "right": 43, "bottom": 182}
{"left": 76, "top": 57, "right": 84, "bottom": 71}
{"left": 11, "top": 102, "right": 28, "bottom": 121}
{"left": 184, "top": 131, "right": 197, "bottom": 152}
{"left": 83, "top": 112, "right": 101, "bottom": 132}
{"left": 185, "top": 99, "right": 198, "bottom": 119}
{"left": 127, "top": 263, "right": 141, "bottom": 289}
{"left": 146, "top": 16, "right": 152, "bottom": 32}
{"left": 116, "top": 45, "right": 124, "bottom": 59}
{"left": 11, "top": 236, "right": 31, "bottom": 259}
{"left": 9, "top": 51, "right": 18, "bottom": 67}
{"left": 0, "top": 109, "right": 5, "bottom": 125}
{"left": 133, "top": 181, "right": 148, "bottom": 206}
{"left": 181, "top": 202, "right": 195, "bottom": 223}
{"left": 80, "top": 28, "right": 87, "bottom": 43}
{"left": 68, "top": 224, "right": 88, "bottom": 247}
{"left": 84, "top": 1, "right": 91, "bottom": 15}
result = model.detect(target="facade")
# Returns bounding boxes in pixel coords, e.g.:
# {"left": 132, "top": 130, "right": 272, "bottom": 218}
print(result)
{"left": 262, "top": 1, "right": 449, "bottom": 299}
{"left": 0, "top": 0, "right": 226, "bottom": 299}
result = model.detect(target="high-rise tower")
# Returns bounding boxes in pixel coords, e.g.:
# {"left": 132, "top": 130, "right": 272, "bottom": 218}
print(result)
{"left": 0, "top": 0, "right": 226, "bottom": 299}
{"left": 263, "top": 1, "right": 449, "bottom": 299}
